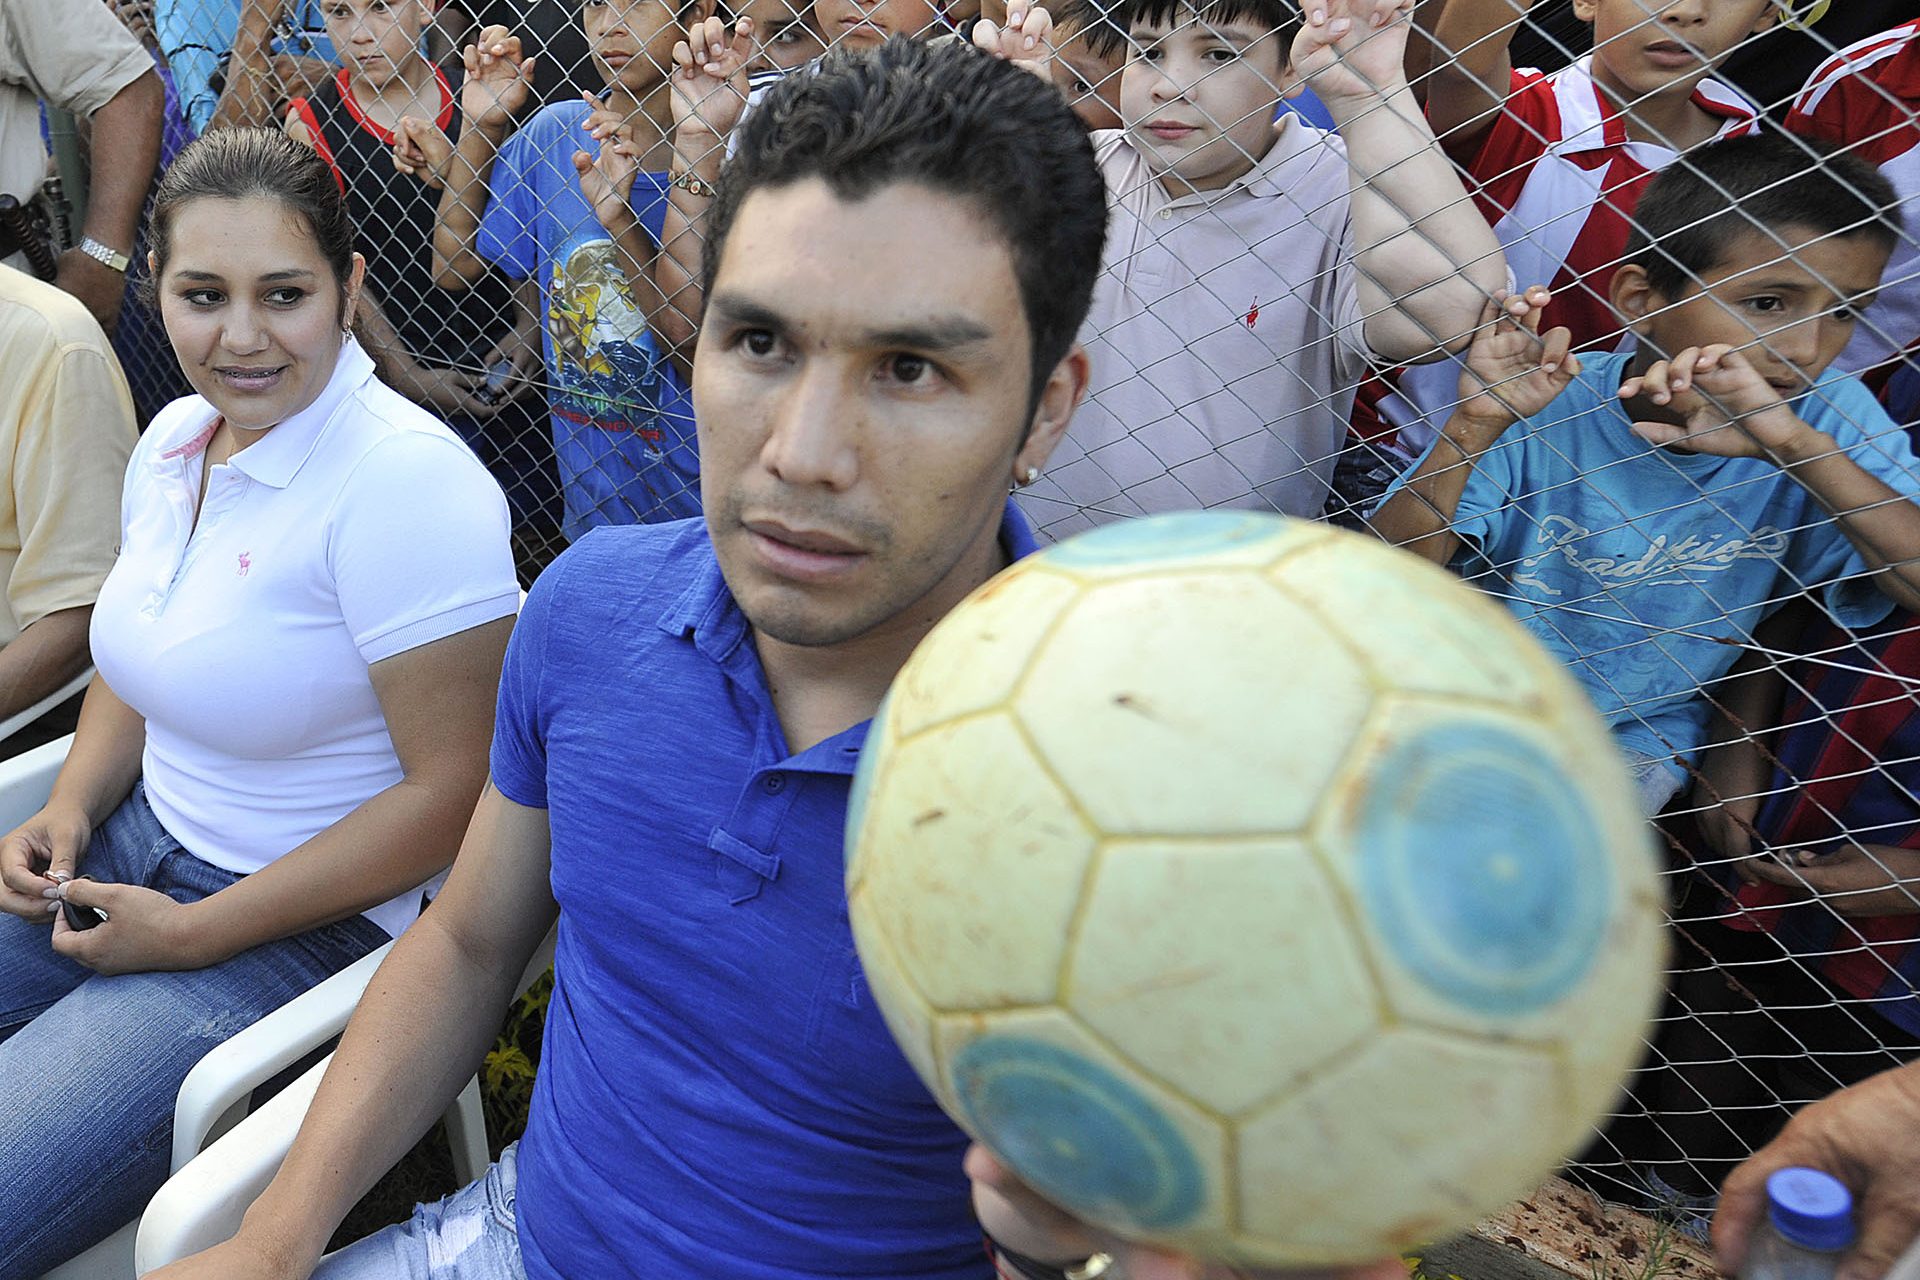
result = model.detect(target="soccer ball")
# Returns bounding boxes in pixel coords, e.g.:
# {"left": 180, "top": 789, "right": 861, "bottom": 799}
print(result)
{"left": 845, "top": 511, "right": 1664, "bottom": 1266}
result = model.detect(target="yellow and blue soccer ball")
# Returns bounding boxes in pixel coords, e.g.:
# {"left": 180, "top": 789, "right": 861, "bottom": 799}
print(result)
{"left": 845, "top": 511, "right": 1664, "bottom": 1266}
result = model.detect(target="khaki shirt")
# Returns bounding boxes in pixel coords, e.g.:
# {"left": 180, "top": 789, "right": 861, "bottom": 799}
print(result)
{"left": 0, "top": 263, "right": 137, "bottom": 644}
{"left": 0, "top": 0, "right": 152, "bottom": 265}
{"left": 1022, "top": 121, "right": 1370, "bottom": 537}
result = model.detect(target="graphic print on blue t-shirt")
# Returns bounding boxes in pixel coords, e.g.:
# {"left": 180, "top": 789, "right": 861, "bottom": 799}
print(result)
{"left": 1380, "top": 350, "right": 1920, "bottom": 768}
{"left": 479, "top": 99, "right": 701, "bottom": 541}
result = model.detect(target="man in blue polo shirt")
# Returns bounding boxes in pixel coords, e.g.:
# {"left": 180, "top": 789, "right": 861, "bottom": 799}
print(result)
{"left": 148, "top": 36, "right": 1177, "bottom": 1280}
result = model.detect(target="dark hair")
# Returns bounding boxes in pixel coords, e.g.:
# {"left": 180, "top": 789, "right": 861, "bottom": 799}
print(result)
{"left": 1096, "top": 0, "right": 1301, "bottom": 60}
{"left": 143, "top": 127, "right": 357, "bottom": 312}
{"left": 702, "top": 38, "right": 1109, "bottom": 408}
{"left": 1624, "top": 132, "right": 1900, "bottom": 299}
{"left": 1058, "top": 0, "right": 1130, "bottom": 59}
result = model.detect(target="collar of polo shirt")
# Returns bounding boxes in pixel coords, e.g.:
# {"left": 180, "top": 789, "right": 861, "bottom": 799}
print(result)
{"left": 150, "top": 336, "right": 376, "bottom": 490}
{"left": 1150, "top": 113, "right": 1326, "bottom": 209}
{"left": 1554, "top": 54, "right": 1757, "bottom": 158}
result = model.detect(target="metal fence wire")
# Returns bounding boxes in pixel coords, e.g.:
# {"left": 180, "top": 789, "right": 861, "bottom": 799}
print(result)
{"left": 62, "top": 0, "right": 1920, "bottom": 1234}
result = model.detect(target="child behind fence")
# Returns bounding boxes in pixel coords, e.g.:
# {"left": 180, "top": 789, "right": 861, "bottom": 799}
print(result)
{"left": 1598, "top": 596, "right": 1920, "bottom": 1210}
{"left": 1372, "top": 134, "right": 1920, "bottom": 818}
{"left": 1375, "top": 0, "right": 1776, "bottom": 455}
{"left": 287, "top": 0, "right": 559, "bottom": 573}
{"left": 399, "top": 2, "right": 708, "bottom": 541}
{"left": 1011, "top": 0, "right": 1505, "bottom": 533}
{"left": 1786, "top": 18, "right": 1920, "bottom": 425}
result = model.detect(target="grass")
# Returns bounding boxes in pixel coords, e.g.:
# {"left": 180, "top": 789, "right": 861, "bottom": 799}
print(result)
{"left": 1592, "top": 1209, "right": 1688, "bottom": 1280}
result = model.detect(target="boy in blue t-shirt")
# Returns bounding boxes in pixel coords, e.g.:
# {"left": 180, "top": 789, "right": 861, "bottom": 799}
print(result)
{"left": 401, "top": 6, "right": 704, "bottom": 540}
{"left": 1372, "top": 134, "right": 1920, "bottom": 816}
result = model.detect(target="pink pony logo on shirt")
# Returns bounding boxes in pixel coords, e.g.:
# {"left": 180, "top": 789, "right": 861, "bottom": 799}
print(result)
{"left": 236, "top": 552, "right": 252, "bottom": 577}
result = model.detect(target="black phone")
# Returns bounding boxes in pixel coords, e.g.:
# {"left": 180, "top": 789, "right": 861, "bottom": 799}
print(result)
{"left": 60, "top": 898, "right": 107, "bottom": 931}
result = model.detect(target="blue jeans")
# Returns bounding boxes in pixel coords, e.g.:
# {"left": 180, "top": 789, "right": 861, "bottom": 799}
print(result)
{"left": 0, "top": 785, "right": 389, "bottom": 1278}
{"left": 315, "top": 1143, "right": 526, "bottom": 1280}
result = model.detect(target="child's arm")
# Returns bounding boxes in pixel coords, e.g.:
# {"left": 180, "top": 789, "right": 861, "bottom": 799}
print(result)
{"left": 656, "top": 17, "right": 756, "bottom": 365}
{"left": 1623, "top": 346, "right": 1920, "bottom": 615}
{"left": 574, "top": 95, "right": 677, "bottom": 350}
{"left": 208, "top": 0, "right": 284, "bottom": 132}
{"left": 1691, "top": 605, "right": 1802, "bottom": 863}
{"left": 1370, "top": 285, "right": 1576, "bottom": 560}
{"left": 410, "top": 27, "right": 537, "bottom": 291}
{"left": 1741, "top": 843, "right": 1920, "bottom": 917}
{"left": 1299, "top": 0, "right": 1509, "bottom": 365}
{"left": 1402, "top": 0, "right": 1446, "bottom": 103}
{"left": 1423, "top": 0, "right": 1539, "bottom": 144}
{"left": 354, "top": 286, "right": 509, "bottom": 420}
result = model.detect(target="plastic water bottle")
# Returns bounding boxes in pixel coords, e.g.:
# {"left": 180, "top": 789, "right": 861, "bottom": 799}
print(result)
{"left": 1745, "top": 1168, "right": 1855, "bottom": 1280}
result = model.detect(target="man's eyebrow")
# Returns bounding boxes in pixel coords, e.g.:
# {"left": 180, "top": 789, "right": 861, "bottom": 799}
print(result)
{"left": 859, "top": 318, "right": 996, "bottom": 353}
{"left": 707, "top": 295, "right": 996, "bottom": 353}
{"left": 706, "top": 293, "right": 788, "bottom": 332}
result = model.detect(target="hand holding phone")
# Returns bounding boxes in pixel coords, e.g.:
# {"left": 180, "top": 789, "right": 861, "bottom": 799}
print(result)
{"left": 472, "top": 357, "right": 517, "bottom": 407}
{"left": 53, "top": 874, "right": 107, "bottom": 930}
{"left": 60, "top": 897, "right": 108, "bottom": 931}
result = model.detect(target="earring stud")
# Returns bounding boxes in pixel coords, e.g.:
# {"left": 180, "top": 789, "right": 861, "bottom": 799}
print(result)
{"left": 1023, "top": 466, "right": 1040, "bottom": 486}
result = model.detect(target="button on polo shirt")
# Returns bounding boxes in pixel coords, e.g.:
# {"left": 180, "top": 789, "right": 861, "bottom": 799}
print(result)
{"left": 1022, "top": 121, "right": 1371, "bottom": 535}
{"left": 491, "top": 505, "right": 1038, "bottom": 1280}
{"left": 91, "top": 338, "right": 518, "bottom": 940}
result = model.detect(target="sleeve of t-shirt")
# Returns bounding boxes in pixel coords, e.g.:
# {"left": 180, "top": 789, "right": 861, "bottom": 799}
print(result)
{"left": 0, "top": 0, "right": 154, "bottom": 120}
{"left": 154, "top": 0, "right": 229, "bottom": 135}
{"left": 631, "top": 170, "right": 672, "bottom": 245}
{"left": 1458, "top": 68, "right": 1556, "bottom": 213}
{"left": 325, "top": 430, "right": 520, "bottom": 665}
{"left": 1784, "top": 43, "right": 1864, "bottom": 146}
{"left": 476, "top": 121, "right": 546, "bottom": 281}
{"left": 1330, "top": 223, "right": 1372, "bottom": 374}
{"left": 1375, "top": 417, "right": 1526, "bottom": 564}
{"left": 9, "top": 337, "right": 139, "bottom": 630}
{"left": 489, "top": 548, "right": 561, "bottom": 809}
{"left": 1784, "top": 380, "right": 1920, "bottom": 629}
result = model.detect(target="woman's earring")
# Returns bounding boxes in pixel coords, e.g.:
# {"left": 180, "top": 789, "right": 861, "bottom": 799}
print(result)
{"left": 1021, "top": 466, "right": 1040, "bottom": 486}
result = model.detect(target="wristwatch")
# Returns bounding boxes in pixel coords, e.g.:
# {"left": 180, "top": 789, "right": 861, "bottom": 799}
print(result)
{"left": 78, "top": 236, "right": 130, "bottom": 274}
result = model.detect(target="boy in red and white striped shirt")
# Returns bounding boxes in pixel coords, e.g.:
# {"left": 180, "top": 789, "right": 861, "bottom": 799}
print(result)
{"left": 1376, "top": 0, "right": 1775, "bottom": 453}
{"left": 1787, "top": 20, "right": 1920, "bottom": 416}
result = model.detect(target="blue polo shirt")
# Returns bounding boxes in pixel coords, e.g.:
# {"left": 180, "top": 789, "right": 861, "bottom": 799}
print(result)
{"left": 491, "top": 506, "right": 1037, "bottom": 1280}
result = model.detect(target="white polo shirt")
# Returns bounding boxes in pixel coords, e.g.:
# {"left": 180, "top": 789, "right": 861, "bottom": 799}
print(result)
{"left": 1021, "top": 120, "right": 1370, "bottom": 538}
{"left": 91, "top": 338, "right": 519, "bottom": 940}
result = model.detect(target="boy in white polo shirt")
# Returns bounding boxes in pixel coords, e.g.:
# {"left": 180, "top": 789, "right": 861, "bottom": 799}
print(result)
{"left": 1017, "top": 0, "right": 1505, "bottom": 534}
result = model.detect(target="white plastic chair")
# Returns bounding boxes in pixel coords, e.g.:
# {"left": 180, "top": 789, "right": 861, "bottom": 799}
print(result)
{"left": 0, "top": 666, "right": 93, "bottom": 749}
{"left": 135, "top": 927, "right": 557, "bottom": 1273}
{"left": 0, "top": 736, "right": 497, "bottom": 1280}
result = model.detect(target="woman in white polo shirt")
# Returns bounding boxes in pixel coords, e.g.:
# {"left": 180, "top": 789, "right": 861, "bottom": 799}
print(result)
{"left": 0, "top": 128, "right": 521, "bottom": 1276}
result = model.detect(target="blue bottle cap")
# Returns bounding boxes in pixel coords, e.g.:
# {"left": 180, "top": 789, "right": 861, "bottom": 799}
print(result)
{"left": 1767, "top": 1168, "right": 1856, "bottom": 1251}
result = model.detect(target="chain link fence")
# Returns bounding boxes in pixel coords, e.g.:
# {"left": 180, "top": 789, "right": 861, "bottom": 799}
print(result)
{"left": 57, "top": 0, "right": 1920, "bottom": 1239}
